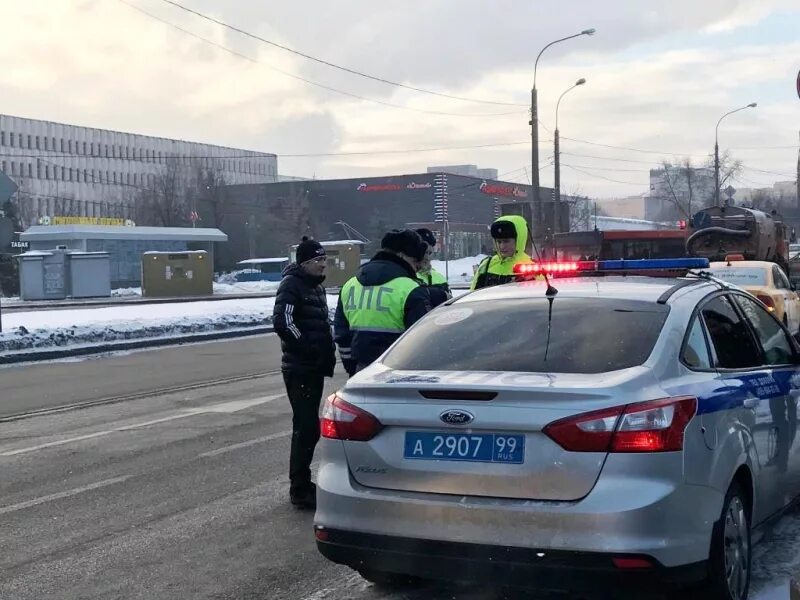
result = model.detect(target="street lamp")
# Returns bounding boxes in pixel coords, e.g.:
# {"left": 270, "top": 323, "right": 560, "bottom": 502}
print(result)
{"left": 715, "top": 102, "right": 757, "bottom": 206}
{"left": 553, "top": 78, "right": 587, "bottom": 234}
{"left": 531, "top": 28, "right": 595, "bottom": 242}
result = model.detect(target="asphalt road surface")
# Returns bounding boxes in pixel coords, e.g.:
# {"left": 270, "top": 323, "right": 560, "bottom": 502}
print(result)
{"left": 1, "top": 335, "right": 798, "bottom": 600}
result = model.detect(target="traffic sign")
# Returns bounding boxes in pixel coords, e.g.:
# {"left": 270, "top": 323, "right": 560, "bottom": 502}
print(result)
{"left": 724, "top": 185, "right": 736, "bottom": 199}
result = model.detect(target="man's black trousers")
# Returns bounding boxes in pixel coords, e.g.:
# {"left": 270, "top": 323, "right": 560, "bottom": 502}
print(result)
{"left": 283, "top": 371, "right": 325, "bottom": 494}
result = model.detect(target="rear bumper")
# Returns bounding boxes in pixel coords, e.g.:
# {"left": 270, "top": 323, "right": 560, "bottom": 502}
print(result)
{"left": 316, "top": 528, "right": 708, "bottom": 593}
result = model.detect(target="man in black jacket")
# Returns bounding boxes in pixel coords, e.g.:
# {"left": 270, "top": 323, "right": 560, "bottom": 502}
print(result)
{"left": 273, "top": 237, "right": 336, "bottom": 509}
{"left": 335, "top": 229, "right": 432, "bottom": 376}
{"left": 415, "top": 228, "right": 452, "bottom": 308}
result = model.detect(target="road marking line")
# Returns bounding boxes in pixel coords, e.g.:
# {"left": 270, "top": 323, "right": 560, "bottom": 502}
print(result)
{"left": 199, "top": 429, "right": 293, "bottom": 458}
{"left": 0, "top": 394, "right": 285, "bottom": 457}
{"left": 0, "top": 476, "right": 131, "bottom": 516}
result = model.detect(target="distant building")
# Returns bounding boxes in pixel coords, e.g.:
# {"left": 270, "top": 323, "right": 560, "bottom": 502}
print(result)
{"left": 427, "top": 164, "right": 499, "bottom": 180}
{"left": 215, "top": 172, "right": 547, "bottom": 268}
{"left": 596, "top": 194, "right": 646, "bottom": 220}
{"left": 735, "top": 180, "right": 798, "bottom": 207}
{"left": 0, "top": 114, "right": 277, "bottom": 227}
{"left": 646, "top": 165, "right": 715, "bottom": 221}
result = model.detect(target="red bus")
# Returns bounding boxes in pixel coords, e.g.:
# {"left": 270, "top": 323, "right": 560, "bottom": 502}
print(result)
{"left": 552, "top": 229, "right": 689, "bottom": 261}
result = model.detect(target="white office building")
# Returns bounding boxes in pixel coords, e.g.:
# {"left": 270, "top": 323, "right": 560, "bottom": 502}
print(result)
{"left": 0, "top": 114, "right": 278, "bottom": 225}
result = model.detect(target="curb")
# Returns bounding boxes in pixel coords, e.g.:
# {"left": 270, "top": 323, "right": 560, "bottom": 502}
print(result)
{"left": 0, "top": 326, "right": 273, "bottom": 365}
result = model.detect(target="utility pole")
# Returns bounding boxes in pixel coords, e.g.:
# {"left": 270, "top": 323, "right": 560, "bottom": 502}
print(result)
{"left": 531, "top": 29, "right": 595, "bottom": 243}
{"left": 554, "top": 78, "right": 586, "bottom": 235}
{"left": 715, "top": 103, "right": 757, "bottom": 206}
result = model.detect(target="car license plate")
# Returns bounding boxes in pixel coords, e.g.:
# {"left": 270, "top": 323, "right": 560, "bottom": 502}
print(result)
{"left": 403, "top": 432, "right": 525, "bottom": 464}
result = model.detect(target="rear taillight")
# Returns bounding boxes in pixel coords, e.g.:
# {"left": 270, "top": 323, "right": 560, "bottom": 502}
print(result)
{"left": 320, "top": 393, "right": 383, "bottom": 441}
{"left": 756, "top": 294, "right": 776, "bottom": 312}
{"left": 543, "top": 396, "right": 697, "bottom": 453}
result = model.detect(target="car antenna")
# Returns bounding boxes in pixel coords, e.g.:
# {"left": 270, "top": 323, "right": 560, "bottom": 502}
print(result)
{"left": 527, "top": 224, "right": 558, "bottom": 297}
{"left": 526, "top": 224, "right": 557, "bottom": 361}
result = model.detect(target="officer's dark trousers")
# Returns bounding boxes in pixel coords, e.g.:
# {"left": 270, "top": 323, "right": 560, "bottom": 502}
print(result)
{"left": 283, "top": 371, "right": 325, "bottom": 494}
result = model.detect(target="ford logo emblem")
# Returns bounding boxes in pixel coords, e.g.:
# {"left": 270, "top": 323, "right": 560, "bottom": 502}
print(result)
{"left": 440, "top": 410, "right": 474, "bottom": 426}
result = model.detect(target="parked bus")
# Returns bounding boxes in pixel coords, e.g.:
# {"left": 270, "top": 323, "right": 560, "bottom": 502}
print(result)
{"left": 552, "top": 229, "right": 689, "bottom": 261}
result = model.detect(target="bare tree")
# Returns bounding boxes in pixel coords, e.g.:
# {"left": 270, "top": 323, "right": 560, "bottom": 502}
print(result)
{"left": 658, "top": 159, "right": 701, "bottom": 220}
{"left": 712, "top": 151, "right": 743, "bottom": 198}
{"left": 194, "top": 165, "right": 228, "bottom": 229}
{"left": 136, "top": 157, "right": 188, "bottom": 227}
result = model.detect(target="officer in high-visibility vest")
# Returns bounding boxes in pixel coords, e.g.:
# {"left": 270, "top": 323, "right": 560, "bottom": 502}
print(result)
{"left": 415, "top": 228, "right": 451, "bottom": 308}
{"left": 470, "top": 215, "right": 533, "bottom": 290}
{"left": 335, "top": 229, "right": 432, "bottom": 375}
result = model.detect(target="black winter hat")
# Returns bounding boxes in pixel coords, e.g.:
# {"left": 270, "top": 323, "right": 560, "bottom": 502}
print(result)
{"left": 381, "top": 229, "right": 427, "bottom": 261}
{"left": 490, "top": 220, "right": 517, "bottom": 240}
{"left": 296, "top": 236, "right": 326, "bottom": 264}
{"left": 415, "top": 228, "right": 437, "bottom": 248}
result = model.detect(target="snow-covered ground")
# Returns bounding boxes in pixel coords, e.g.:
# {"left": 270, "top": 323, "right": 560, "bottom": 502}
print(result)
{"left": 432, "top": 255, "right": 485, "bottom": 284}
{"left": 0, "top": 296, "right": 337, "bottom": 354}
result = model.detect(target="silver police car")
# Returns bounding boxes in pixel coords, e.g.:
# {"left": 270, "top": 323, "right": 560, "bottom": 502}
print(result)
{"left": 315, "top": 260, "right": 800, "bottom": 600}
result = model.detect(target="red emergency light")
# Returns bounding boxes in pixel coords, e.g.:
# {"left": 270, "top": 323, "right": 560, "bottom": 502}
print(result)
{"left": 514, "top": 261, "right": 596, "bottom": 277}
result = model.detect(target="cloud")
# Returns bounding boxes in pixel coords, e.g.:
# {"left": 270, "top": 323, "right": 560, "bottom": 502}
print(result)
{"left": 0, "top": 0, "right": 795, "bottom": 200}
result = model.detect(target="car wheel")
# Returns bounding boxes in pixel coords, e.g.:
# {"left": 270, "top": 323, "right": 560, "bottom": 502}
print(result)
{"left": 702, "top": 482, "right": 751, "bottom": 600}
{"left": 357, "top": 568, "right": 421, "bottom": 589}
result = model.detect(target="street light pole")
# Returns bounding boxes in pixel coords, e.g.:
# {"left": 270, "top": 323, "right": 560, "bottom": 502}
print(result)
{"left": 554, "top": 78, "right": 586, "bottom": 234}
{"left": 715, "top": 102, "right": 757, "bottom": 206}
{"left": 531, "top": 28, "right": 594, "bottom": 242}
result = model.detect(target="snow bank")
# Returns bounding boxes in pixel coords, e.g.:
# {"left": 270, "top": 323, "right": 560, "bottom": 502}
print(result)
{"left": 431, "top": 255, "right": 485, "bottom": 284}
{"left": 0, "top": 296, "right": 338, "bottom": 354}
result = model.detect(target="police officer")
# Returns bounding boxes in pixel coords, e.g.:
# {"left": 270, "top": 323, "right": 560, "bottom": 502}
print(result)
{"left": 471, "top": 215, "right": 533, "bottom": 290}
{"left": 415, "top": 228, "right": 451, "bottom": 308}
{"left": 335, "top": 229, "right": 432, "bottom": 375}
{"left": 273, "top": 236, "right": 336, "bottom": 509}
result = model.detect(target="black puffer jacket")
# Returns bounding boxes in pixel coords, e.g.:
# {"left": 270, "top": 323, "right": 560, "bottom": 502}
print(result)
{"left": 272, "top": 263, "right": 336, "bottom": 376}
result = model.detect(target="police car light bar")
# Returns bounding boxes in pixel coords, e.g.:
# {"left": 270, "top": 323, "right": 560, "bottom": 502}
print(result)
{"left": 514, "top": 258, "right": 710, "bottom": 278}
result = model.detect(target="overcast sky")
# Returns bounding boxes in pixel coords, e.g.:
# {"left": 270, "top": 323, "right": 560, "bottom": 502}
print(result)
{"left": 1, "top": 0, "right": 798, "bottom": 198}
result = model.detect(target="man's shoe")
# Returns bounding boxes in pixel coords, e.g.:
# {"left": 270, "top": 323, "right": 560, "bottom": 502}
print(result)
{"left": 290, "top": 487, "right": 317, "bottom": 510}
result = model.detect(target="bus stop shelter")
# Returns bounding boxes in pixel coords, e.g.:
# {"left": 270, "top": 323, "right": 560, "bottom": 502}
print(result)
{"left": 20, "top": 225, "right": 228, "bottom": 288}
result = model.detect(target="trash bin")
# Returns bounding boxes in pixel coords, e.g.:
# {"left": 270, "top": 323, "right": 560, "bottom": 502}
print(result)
{"left": 141, "top": 250, "right": 213, "bottom": 297}
{"left": 69, "top": 252, "right": 111, "bottom": 298}
{"left": 18, "top": 251, "right": 68, "bottom": 300}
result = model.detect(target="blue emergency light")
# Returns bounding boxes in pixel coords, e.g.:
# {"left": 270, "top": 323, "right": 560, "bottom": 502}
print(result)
{"left": 514, "top": 258, "right": 709, "bottom": 278}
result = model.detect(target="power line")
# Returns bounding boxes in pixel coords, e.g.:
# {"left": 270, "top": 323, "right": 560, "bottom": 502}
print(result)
{"left": 562, "top": 164, "right": 644, "bottom": 186}
{"left": 558, "top": 163, "right": 648, "bottom": 173}
{"left": 741, "top": 165, "right": 796, "bottom": 178}
{"left": 561, "top": 136, "right": 711, "bottom": 158}
{"left": 120, "top": 0, "right": 523, "bottom": 118}
{"left": 560, "top": 151, "right": 656, "bottom": 165}
{"left": 159, "top": 0, "right": 528, "bottom": 108}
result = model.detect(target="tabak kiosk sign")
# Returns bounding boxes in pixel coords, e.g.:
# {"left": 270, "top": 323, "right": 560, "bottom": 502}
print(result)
{"left": 479, "top": 180, "right": 528, "bottom": 199}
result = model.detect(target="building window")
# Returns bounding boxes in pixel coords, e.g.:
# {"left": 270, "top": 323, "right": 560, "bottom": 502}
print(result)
{"left": 36, "top": 162, "right": 41, "bottom": 179}
{"left": 0, "top": 131, "right": 4, "bottom": 146}
{"left": 9, "top": 133, "right": 14, "bottom": 147}
{"left": 51, "top": 137, "right": 55, "bottom": 151}
{"left": 68, "top": 139, "right": 73, "bottom": 154}
{"left": 1, "top": 161, "right": 5, "bottom": 173}
{"left": 91, "top": 169, "right": 96, "bottom": 182}
{"left": 28, "top": 163, "right": 33, "bottom": 178}
{"left": 35, "top": 136, "right": 40, "bottom": 150}
{"left": 104, "top": 144, "right": 109, "bottom": 158}
{"left": 113, "top": 172, "right": 118, "bottom": 184}
{"left": 11, "top": 162, "right": 16, "bottom": 176}
{"left": 27, "top": 135, "right": 31, "bottom": 149}
{"left": 158, "top": 151, "right": 163, "bottom": 163}
{"left": 60, "top": 139, "right": 64, "bottom": 152}
{"left": 45, "top": 165, "right": 50, "bottom": 180}
{"left": 83, "top": 142, "right": 87, "bottom": 155}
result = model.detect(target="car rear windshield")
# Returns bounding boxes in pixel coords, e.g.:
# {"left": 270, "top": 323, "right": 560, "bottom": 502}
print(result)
{"left": 383, "top": 298, "right": 669, "bottom": 374}
{"left": 706, "top": 267, "right": 767, "bottom": 286}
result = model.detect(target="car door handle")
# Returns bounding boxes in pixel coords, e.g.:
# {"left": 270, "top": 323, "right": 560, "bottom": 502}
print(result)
{"left": 743, "top": 398, "right": 760, "bottom": 410}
